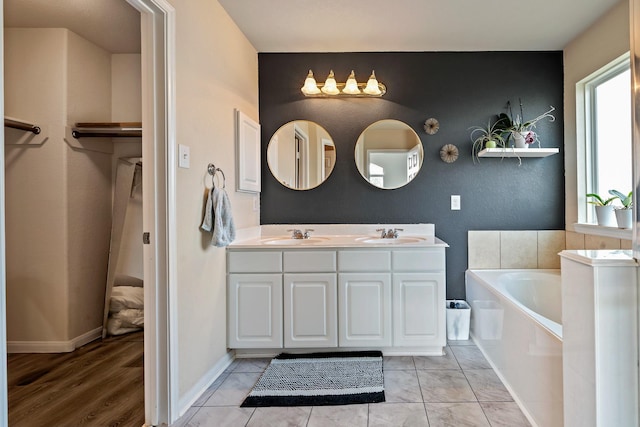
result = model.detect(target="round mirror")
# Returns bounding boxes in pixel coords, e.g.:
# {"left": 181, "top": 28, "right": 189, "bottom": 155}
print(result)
{"left": 355, "top": 119, "right": 423, "bottom": 189}
{"left": 267, "top": 121, "right": 336, "bottom": 190}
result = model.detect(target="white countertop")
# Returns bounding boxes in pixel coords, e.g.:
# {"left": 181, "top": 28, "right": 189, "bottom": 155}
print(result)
{"left": 559, "top": 249, "right": 637, "bottom": 266}
{"left": 228, "top": 224, "right": 449, "bottom": 249}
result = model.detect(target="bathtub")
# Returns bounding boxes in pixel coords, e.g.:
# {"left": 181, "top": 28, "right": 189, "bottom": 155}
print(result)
{"left": 465, "top": 269, "right": 563, "bottom": 427}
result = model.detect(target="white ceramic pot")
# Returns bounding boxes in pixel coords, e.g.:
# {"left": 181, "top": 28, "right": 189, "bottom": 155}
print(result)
{"left": 512, "top": 131, "right": 528, "bottom": 148}
{"left": 595, "top": 205, "right": 617, "bottom": 227}
{"left": 615, "top": 208, "right": 633, "bottom": 229}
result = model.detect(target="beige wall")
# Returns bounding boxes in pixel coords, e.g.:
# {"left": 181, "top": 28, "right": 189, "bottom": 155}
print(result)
{"left": 564, "top": 0, "right": 630, "bottom": 230}
{"left": 169, "top": 0, "right": 259, "bottom": 400}
{"left": 5, "top": 28, "right": 69, "bottom": 342}
{"left": 4, "top": 28, "right": 113, "bottom": 344}
{"left": 65, "top": 30, "right": 113, "bottom": 341}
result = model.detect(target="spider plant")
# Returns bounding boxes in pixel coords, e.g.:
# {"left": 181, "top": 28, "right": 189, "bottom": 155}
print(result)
{"left": 469, "top": 120, "right": 506, "bottom": 163}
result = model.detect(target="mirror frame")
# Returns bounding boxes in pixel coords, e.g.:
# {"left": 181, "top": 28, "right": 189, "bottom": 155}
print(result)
{"left": 266, "top": 120, "right": 336, "bottom": 191}
{"left": 354, "top": 119, "right": 424, "bottom": 190}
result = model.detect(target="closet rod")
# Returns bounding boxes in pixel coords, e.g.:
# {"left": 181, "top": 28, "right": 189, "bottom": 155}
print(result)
{"left": 72, "top": 122, "right": 142, "bottom": 138}
{"left": 71, "top": 126, "right": 142, "bottom": 139}
{"left": 5, "top": 117, "right": 41, "bottom": 134}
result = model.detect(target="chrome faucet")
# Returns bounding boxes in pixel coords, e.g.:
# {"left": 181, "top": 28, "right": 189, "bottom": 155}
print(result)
{"left": 287, "top": 228, "right": 314, "bottom": 239}
{"left": 376, "top": 228, "right": 403, "bottom": 238}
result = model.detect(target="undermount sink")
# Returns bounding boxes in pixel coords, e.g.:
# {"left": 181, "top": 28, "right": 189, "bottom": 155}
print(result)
{"left": 356, "top": 236, "right": 426, "bottom": 244}
{"left": 262, "top": 237, "right": 329, "bottom": 245}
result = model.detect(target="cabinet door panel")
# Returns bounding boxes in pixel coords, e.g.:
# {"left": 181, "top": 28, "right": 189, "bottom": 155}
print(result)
{"left": 228, "top": 274, "right": 283, "bottom": 348}
{"left": 339, "top": 273, "right": 391, "bottom": 347}
{"left": 393, "top": 273, "right": 445, "bottom": 347}
{"left": 284, "top": 273, "right": 337, "bottom": 348}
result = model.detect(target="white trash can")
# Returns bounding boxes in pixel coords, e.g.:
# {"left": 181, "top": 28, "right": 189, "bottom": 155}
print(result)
{"left": 446, "top": 300, "right": 471, "bottom": 340}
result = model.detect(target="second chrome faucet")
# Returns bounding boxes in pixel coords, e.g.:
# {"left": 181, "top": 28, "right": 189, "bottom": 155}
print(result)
{"left": 376, "top": 228, "right": 403, "bottom": 239}
{"left": 287, "top": 228, "right": 314, "bottom": 239}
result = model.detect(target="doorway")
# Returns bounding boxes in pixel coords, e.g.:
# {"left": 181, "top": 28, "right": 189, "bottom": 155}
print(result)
{"left": 0, "top": 0, "right": 175, "bottom": 425}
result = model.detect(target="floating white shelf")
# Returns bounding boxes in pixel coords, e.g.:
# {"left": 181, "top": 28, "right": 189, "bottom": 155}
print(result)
{"left": 478, "top": 147, "right": 559, "bottom": 158}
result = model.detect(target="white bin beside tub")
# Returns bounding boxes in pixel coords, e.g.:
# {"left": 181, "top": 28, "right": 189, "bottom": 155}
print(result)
{"left": 465, "top": 269, "right": 563, "bottom": 427}
{"left": 445, "top": 300, "right": 470, "bottom": 340}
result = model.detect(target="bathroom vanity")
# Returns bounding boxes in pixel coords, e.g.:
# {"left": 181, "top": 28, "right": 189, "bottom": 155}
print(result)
{"left": 226, "top": 224, "right": 448, "bottom": 356}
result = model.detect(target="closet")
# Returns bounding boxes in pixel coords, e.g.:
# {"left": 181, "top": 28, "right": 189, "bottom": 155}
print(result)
{"left": 4, "top": 28, "right": 143, "bottom": 352}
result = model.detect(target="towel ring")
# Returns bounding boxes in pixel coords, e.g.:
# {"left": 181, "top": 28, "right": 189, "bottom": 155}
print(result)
{"left": 207, "top": 163, "right": 226, "bottom": 188}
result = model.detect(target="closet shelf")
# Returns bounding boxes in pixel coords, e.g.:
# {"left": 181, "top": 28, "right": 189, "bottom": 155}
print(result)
{"left": 477, "top": 147, "right": 559, "bottom": 158}
{"left": 5, "top": 116, "right": 41, "bottom": 134}
{"left": 71, "top": 122, "right": 142, "bottom": 138}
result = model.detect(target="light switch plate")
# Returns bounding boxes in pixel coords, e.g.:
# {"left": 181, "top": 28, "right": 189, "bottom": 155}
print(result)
{"left": 178, "top": 144, "right": 190, "bottom": 168}
{"left": 451, "top": 195, "right": 461, "bottom": 210}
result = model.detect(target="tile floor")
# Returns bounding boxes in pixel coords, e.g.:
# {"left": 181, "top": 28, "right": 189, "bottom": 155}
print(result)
{"left": 173, "top": 340, "right": 531, "bottom": 427}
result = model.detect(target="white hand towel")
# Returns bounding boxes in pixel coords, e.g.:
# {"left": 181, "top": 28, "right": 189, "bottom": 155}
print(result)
{"left": 212, "top": 187, "right": 236, "bottom": 247}
{"left": 201, "top": 187, "right": 214, "bottom": 232}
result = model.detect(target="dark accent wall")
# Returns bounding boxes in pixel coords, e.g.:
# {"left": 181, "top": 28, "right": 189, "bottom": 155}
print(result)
{"left": 258, "top": 52, "right": 565, "bottom": 299}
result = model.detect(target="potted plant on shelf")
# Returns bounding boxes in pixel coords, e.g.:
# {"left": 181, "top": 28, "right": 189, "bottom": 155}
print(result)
{"left": 586, "top": 192, "right": 617, "bottom": 227}
{"left": 469, "top": 120, "right": 506, "bottom": 163}
{"left": 608, "top": 189, "right": 633, "bottom": 229}
{"left": 495, "top": 100, "right": 556, "bottom": 148}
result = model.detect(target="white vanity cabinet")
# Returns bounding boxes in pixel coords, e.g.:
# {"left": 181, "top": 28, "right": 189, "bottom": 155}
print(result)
{"left": 338, "top": 251, "right": 392, "bottom": 347}
{"left": 283, "top": 251, "right": 338, "bottom": 348}
{"left": 227, "top": 242, "right": 446, "bottom": 354}
{"left": 284, "top": 274, "right": 337, "bottom": 347}
{"left": 392, "top": 250, "right": 446, "bottom": 347}
{"left": 227, "top": 251, "right": 283, "bottom": 348}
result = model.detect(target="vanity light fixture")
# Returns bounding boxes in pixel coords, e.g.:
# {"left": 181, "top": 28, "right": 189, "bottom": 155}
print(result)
{"left": 342, "top": 70, "right": 361, "bottom": 95}
{"left": 301, "top": 70, "right": 321, "bottom": 95}
{"left": 321, "top": 70, "right": 340, "bottom": 95}
{"left": 363, "top": 71, "right": 382, "bottom": 96}
{"left": 301, "top": 69, "right": 386, "bottom": 97}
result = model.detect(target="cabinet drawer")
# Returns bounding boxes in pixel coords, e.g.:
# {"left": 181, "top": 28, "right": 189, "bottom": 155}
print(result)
{"left": 338, "top": 251, "right": 391, "bottom": 272}
{"left": 392, "top": 250, "right": 445, "bottom": 271}
{"left": 284, "top": 251, "right": 336, "bottom": 272}
{"left": 228, "top": 251, "right": 282, "bottom": 273}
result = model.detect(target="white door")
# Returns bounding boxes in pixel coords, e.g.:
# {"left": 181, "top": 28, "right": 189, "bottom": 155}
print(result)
{"left": 228, "top": 274, "right": 283, "bottom": 348}
{"left": 284, "top": 273, "right": 337, "bottom": 348}
{"left": 393, "top": 273, "right": 446, "bottom": 347}
{"left": 338, "top": 273, "right": 391, "bottom": 347}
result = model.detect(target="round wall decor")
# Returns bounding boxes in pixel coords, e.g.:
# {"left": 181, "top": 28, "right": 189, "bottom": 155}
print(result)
{"left": 424, "top": 118, "right": 440, "bottom": 135}
{"left": 440, "top": 144, "right": 459, "bottom": 163}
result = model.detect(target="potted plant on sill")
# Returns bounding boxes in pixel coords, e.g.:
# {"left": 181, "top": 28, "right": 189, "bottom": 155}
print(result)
{"left": 609, "top": 189, "right": 633, "bottom": 229}
{"left": 469, "top": 120, "right": 506, "bottom": 163}
{"left": 586, "top": 192, "right": 617, "bottom": 227}
{"left": 495, "top": 100, "right": 556, "bottom": 148}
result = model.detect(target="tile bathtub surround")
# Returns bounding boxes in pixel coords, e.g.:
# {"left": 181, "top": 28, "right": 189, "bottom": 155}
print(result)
{"left": 468, "top": 230, "right": 565, "bottom": 269}
{"left": 469, "top": 229, "right": 632, "bottom": 270}
{"left": 173, "top": 341, "right": 531, "bottom": 427}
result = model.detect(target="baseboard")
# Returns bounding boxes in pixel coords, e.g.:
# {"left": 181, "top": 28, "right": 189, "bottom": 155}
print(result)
{"left": 176, "top": 350, "right": 235, "bottom": 419}
{"left": 7, "top": 327, "right": 102, "bottom": 353}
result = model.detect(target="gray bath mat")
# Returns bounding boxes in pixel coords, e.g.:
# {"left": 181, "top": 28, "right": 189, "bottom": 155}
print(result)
{"left": 240, "top": 351, "right": 385, "bottom": 407}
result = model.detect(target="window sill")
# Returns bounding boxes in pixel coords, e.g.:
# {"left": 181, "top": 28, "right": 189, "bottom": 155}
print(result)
{"left": 573, "top": 223, "right": 632, "bottom": 240}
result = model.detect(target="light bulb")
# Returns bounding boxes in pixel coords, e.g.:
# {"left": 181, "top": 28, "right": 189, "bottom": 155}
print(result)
{"left": 342, "top": 70, "right": 361, "bottom": 94}
{"left": 321, "top": 70, "right": 340, "bottom": 95}
{"left": 301, "top": 70, "right": 321, "bottom": 95}
{"left": 363, "top": 70, "right": 382, "bottom": 95}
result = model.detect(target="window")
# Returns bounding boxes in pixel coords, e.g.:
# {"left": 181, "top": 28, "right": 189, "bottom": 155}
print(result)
{"left": 580, "top": 54, "right": 632, "bottom": 224}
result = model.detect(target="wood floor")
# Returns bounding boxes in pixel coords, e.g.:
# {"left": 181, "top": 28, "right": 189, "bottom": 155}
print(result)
{"left": 7, "top": 331, "right": 144, "bottom": 427}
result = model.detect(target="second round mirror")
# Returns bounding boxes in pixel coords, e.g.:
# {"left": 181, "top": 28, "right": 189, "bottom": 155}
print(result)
{"left": 355, "top": 119, "right": 423, "bottom": 189}
{"left": 267, "top": 121, "right": 336, "bottom": 190}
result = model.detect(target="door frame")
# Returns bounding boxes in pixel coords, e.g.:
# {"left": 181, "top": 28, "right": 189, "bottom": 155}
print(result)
{"left": 0, "top": 0, "right": 177, "bottom": 426}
